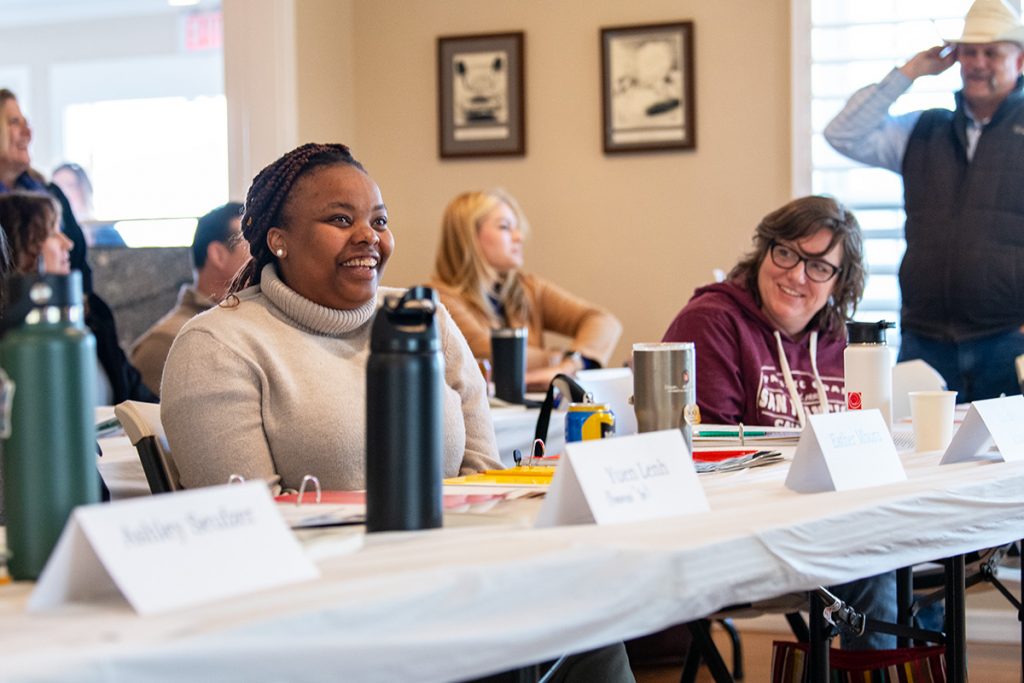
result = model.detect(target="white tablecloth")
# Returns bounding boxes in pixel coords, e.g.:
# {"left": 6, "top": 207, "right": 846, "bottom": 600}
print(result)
{"left": 3, "top": 445, "right": 1023, "bottom": 683}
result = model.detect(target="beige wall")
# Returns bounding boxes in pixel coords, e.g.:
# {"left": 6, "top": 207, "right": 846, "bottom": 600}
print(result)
{"left": 291, "top": 0, "right": 793, "bottom": 366}
{"left": 295, "top": 0, "right": 356, "bottom": 146}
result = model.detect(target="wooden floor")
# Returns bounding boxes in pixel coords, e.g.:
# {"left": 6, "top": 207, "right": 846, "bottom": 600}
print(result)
{"left": 632, "top": 628, "right": 1022, "bottom": 682}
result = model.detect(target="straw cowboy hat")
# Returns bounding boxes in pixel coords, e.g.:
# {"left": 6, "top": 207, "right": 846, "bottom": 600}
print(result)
{"left": 948, "top": 0, "right": 1024, "bottom": 47}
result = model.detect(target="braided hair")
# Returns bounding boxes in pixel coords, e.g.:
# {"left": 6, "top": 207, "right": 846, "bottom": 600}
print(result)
{"left": 226, "top": 143, "right": 365, "bottom": 297}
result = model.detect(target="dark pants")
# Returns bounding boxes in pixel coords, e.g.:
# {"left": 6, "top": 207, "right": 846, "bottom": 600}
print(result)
{"left": 830, "top": 572, "right": 898, "bottom": 650}
{"left": 898, "top": 327, "right": 1024, "bottom": 402}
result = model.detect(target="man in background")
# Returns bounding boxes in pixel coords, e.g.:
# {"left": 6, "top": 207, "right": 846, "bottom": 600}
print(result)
{"left": 824, "top": 0, "right": 1024, "bottom": 401}
{"left": 130, "top": 202, "right": 247, "bottom": 395}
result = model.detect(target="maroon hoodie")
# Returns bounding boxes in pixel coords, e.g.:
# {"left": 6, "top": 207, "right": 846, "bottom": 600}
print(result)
{"left": 662, "top": 280, "right": 846, "bottom": 427}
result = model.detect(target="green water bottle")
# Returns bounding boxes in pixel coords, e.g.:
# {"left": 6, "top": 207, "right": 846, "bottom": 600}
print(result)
{"left": 0, "top": 272, "right": 98, "bottom": 580}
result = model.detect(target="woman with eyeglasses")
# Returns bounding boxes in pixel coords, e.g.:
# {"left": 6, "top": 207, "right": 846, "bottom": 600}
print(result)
{"left": 662, "top": 195, "right": 866, "bottom": 428}
{"left": 662, "top": 196, "right": 896, "bottom": 653}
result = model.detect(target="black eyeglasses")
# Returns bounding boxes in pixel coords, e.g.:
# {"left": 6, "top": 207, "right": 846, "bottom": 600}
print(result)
{"left": 768, "top": 241, "right": 841, "bottom": 283}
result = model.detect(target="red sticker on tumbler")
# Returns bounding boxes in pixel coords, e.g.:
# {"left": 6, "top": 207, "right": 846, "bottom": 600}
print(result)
{"left": 847, "top": 392, "right": 862, "bottom": 410}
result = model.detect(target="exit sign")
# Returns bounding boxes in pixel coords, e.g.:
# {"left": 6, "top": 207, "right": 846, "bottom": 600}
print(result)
{"left": 183, "top": 10, "right": 223, "bottom": 52}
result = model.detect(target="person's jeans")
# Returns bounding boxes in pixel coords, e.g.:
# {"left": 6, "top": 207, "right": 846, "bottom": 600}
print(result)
{"left": 829, "top": 572, "right": 946, "bottom": 650}
{"left": 829, "top": 572, "right": 897, "bottom": 650}
{"left": 898, "top": 327, "right": 1024, "bottom": 402}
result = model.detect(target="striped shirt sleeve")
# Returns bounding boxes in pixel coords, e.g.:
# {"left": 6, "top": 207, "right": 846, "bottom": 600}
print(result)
{"left": 823, "top": 68, "right": 923, "bottom": 173}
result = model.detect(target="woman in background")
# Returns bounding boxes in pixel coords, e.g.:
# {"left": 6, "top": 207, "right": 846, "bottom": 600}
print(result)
{"left": 0, "top": 89, "right": 90, "bottom": 279}
{"left": 430, "top": 189, "right": 622, "bottom": 390}
{"left": 0, "top": 88, "right": 152, "bottom": 403}
{"left": 0, "top": 191, "right": 72, "bottom": 275}
{"left": 51, "top": 162, "right": 95, "bottom": 224}
{"left": 51, "top": 161, "right": 125, "bottom": 247}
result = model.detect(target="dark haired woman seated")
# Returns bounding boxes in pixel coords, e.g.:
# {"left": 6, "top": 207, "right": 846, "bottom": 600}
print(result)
{"left": 663, "top": 195, "right": 866, "bottom": 428}
{"left": 663, "top": 196, "right": 898, "bottom": 651}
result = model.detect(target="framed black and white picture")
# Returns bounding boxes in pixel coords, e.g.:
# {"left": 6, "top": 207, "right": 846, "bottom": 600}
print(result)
{"left": 601, "top": 21, "right": 695, "bottom": 154}
{"left": 437, "top": 32, "right": 525, "bottom": 158}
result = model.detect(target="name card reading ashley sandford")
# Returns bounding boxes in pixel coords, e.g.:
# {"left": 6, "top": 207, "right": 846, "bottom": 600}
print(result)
{"left": 785, "top": 410, "right": 906, "bottom": 493}
{"left": 29, "top": 481, "right": 319, "bottom": 616}
{"left": 536, "top": 429, "right": 708, "bottom": 527}
{"left": 941, "top": 395, "right": 1024, "bottom": 464}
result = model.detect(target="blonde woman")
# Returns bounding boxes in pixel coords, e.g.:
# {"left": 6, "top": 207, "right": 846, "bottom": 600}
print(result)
{"left": 430, "top": 189, "right": 622, "bottom": 390}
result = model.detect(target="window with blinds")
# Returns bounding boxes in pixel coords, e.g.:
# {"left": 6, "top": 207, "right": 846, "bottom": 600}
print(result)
{"left": 808, "top": 1, "right": 977, "bottom": 344}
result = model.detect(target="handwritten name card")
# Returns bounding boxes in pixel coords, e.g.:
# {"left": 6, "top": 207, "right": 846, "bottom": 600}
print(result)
{"left": 536, "top": 429, "right": 708, "bottom": 527}
{"left": 785, "top": 410, "right": 906, "bottom": 493}
{"left": 29, "top": 482, "right": 319, "bottom": 615}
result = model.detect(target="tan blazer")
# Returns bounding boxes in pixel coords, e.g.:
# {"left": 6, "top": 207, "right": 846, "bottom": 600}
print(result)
{"left": 429, "top": 273, "right": 622, "bottom": 370}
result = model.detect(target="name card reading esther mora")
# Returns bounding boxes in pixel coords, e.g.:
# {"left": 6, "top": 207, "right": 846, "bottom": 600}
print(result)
{"left": 785, "top": 410, "right": 905, "bottom": 493}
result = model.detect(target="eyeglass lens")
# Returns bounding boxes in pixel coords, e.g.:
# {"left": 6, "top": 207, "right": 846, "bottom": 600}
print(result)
{"left": 770, "top": 243, "right": 838, "bottom": 282}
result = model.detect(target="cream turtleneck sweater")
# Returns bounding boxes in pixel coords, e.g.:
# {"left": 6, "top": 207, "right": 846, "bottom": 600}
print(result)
{"left": 161, "top": 264, "right": 500, "bottom": 493}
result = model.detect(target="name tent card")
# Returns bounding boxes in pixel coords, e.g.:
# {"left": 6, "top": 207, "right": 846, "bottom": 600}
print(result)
{"left": 940, "top": 395, "right": 1024, "bottom": 464}
{"left": 29, "top": 482, "right": 319, "bottom": 615}
{"left": 785, "top": 410, "right": 906, "bottom": 493}
{"left": 535, "top": 429, "right": 708, "bottom": 528}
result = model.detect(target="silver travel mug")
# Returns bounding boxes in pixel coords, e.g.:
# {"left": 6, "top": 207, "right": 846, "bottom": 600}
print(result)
{"left": 632, "top": 342, "right": 697, "bottom": 450}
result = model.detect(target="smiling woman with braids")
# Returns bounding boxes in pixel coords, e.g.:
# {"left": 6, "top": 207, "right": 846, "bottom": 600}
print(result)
{"left": 160, "top": 143, "right": 501, "bottom": 492}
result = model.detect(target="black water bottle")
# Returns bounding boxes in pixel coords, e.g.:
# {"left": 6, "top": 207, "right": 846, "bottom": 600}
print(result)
{"left": 365, "top": 287, "right": 443, "bottom": 532}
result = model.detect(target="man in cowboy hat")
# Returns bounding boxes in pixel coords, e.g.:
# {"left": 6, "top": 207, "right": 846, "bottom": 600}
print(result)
{"left": 825, "top": 0, "right": 1024, "bottom": 402}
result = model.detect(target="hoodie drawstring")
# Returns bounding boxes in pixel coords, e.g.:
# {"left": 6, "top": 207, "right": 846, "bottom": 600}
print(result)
{"left": 773, "top": 330, "right": 831, "bottom": 428}
{"left": 807, "top": 331, "right": 832, "bottom": 417}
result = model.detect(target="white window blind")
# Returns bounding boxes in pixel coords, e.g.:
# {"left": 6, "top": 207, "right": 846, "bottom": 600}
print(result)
{"left": 808, "top": 1, "right": 977, "bottom": 342}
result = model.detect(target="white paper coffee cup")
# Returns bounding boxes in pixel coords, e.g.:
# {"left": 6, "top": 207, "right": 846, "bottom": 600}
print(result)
{"left": 909, "top": 390, "right": 957, "bottom": 452}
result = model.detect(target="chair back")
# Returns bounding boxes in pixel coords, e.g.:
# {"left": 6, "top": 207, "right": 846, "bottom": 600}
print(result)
{"left": 113, "top": 400, "right": 180, "bottom": 493}
{"left": 891, "top": 360, "right": 946, "bottom": 422}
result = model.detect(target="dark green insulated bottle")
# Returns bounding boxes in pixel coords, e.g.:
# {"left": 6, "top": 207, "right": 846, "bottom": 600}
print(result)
{"left": 0, "top": 272, "right": 98, "bottom": 580}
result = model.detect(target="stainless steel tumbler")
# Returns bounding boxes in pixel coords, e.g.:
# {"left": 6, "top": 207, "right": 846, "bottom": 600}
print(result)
{"left": 632, "top": 342, "right": 696, "bottom": 450}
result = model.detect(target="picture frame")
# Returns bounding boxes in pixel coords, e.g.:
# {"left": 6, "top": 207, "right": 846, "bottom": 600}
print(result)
{"left": 437, "top": 32, "right": 525, "bottom": 159}
{"left": 600, "top": 21, "right": 695, "bottom": 154}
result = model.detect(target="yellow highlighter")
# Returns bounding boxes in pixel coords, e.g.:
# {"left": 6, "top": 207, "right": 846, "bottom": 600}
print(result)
{"left": 445, "top": 467, "right": 554, "bottom": 486}
{"left": 483, "top": 466, "right": 553, "bottom": 478}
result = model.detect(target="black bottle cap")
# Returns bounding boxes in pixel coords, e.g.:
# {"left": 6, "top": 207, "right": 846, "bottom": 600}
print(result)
{"left": 369, "top": 285, "right": 440, "bottom": 353}
{"left": 846, "top": 320, "right": 895, "bottom": 344}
